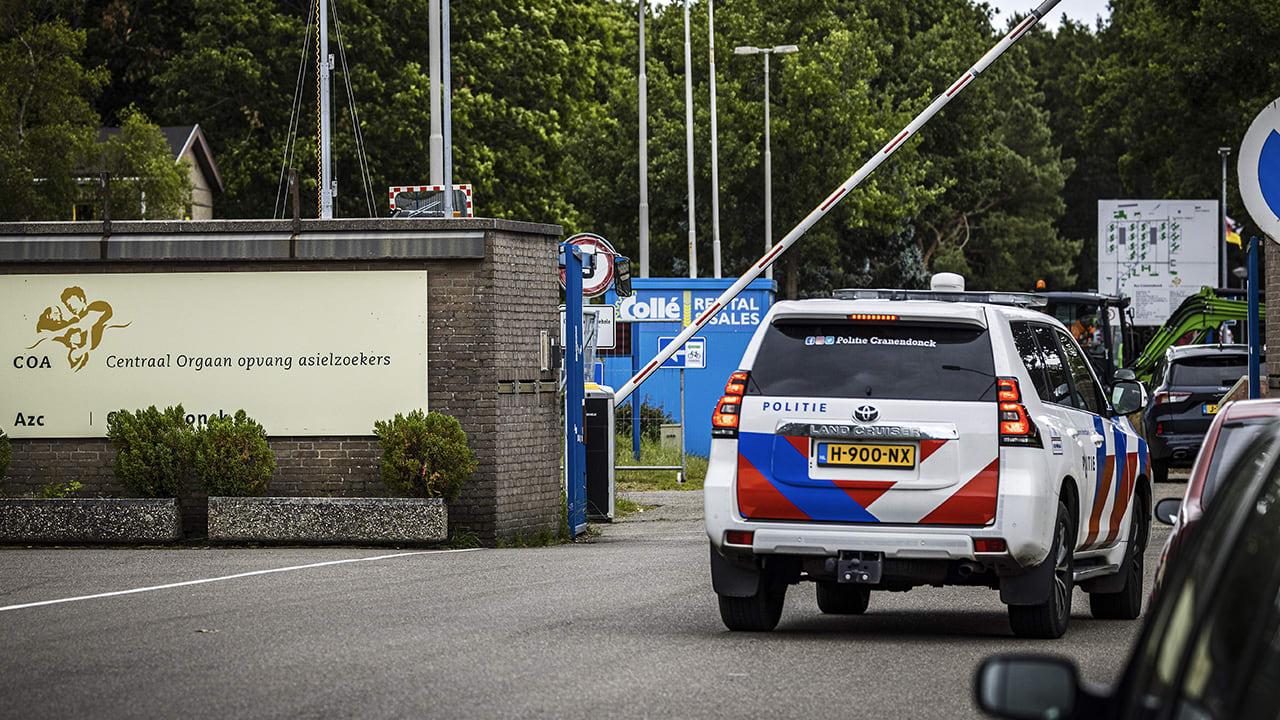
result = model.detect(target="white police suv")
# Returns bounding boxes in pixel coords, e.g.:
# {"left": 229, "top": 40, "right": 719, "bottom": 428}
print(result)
{"left": 705, "top": 275, "right": 1150, "bottom": 638}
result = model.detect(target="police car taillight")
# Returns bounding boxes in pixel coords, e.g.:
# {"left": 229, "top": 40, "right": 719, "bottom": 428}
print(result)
{"left": 998, "top": 377, "right": 1041, "bottom": 447}
{"left": 712, "top": 371, "right": 749, "bottom": 439}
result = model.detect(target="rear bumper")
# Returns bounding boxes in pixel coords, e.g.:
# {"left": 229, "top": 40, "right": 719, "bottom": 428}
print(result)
{"left": 1147, "top": 432, "right": 1204, "bottom": 463}
{"left": 704, "top": 441, "right": 1055, "bottom": 570}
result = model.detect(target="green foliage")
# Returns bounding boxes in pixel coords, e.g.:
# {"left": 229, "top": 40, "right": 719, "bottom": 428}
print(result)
{"left": 614, "top": 496, "right": 655, "bottom": 519}
{"left": 614, "top": 432, "right": 708, "bottom": 491}
{"left": 0, "top": 12, "right": 106, "bottom": 221}
{"left": 29, "top": 0, "right": 1279, "bottom": 296}
{"left": 1081, "top": 0, "right": 1280, "bottom": 278}
{"left": 42, "top": 479, "right": 83, "bottom": 498}
{"left": 447, "top": 526, "right": 482, "bottom": 549}
{"left": 193, "top": 410, "right": 275, "bottom": 497}
{"left": 614, "top": 399, "right": 676, "bottom": 442}
{"left": 373, "top": 410, "right": 477, "bottom": 501}
{"left": 0, "top": 428, "right": 10, "bottom": 481}
{"left": 558, "top": 487, "right": 571, "bottom": 541}
{"left": 100, "top": 105, "right": 193, "bottom": 219}
{"left": 107, "top": 405, "right": 194, "bottom": 498}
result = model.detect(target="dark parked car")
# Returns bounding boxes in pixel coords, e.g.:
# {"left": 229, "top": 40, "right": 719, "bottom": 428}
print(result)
{"left": 1142, "top": 344, "right": 1261, "bottom": 482}
{"left": 1150, "top": 398, "right": 1280, "bottom": 601}
{"left": 973, "top": 418, "right": 1280, "bottom": 719}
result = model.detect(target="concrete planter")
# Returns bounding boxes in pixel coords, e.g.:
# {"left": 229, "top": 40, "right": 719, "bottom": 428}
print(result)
{"left": 0, "top": 498, "right": 182, "bottom": 544}
{"left": 207, "top": 496, "right": 447, "bottom": 545}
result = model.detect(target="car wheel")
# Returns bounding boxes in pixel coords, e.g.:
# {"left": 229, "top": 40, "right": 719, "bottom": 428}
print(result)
{"left": 1090, "top": 501, "right": 1147, "bottom": 620}
{"left": 815, "top": 582, "right": 870, "bottom": 615}
{"left": 1152, "top": 458, "right": 1169, "bottom": 483}
{"left": 718, "top": 576, "right": 787, "bottom": 631}
{"left": 1009, "top": 501, "right": 1075, "bottom": 639}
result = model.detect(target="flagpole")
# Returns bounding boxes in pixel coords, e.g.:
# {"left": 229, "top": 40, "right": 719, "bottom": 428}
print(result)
{"left": 1220, "top": 146, "right": 1231, "bottom": 288}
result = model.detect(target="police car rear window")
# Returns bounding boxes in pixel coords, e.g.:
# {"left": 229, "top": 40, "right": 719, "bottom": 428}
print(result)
{"left": 748, "top": 321, "right": 997, "bottom": 401}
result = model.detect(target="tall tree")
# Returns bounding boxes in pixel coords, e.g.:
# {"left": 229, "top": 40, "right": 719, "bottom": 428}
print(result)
{"left": 100, "top": 105, "right": 193, "bottom": 219}
{"left": 1021, "top": 18, "right": 1110, "bottom": 291}
{"left": 0, "top": 10, "right": 106, "bottom": 220}
{"left": 1083, "top": 0, "right": 1280, "bottom": 247}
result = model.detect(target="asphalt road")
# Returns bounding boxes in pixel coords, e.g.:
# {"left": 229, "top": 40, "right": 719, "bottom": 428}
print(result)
{"left": 0, "top": 476, "right": 1188, "bottom": 720}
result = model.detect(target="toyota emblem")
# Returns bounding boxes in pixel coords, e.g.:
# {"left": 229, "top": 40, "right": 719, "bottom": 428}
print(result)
{"left": 854, "top": 405, "right": 879, "bottom": 423}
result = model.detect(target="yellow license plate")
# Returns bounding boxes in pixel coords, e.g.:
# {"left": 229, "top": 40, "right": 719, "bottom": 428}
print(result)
{"left": 1203, "top": 404, "right": 1219, "bottom": 415}
{"left": 817, "top": 442, "right": 915, "bottom": 468}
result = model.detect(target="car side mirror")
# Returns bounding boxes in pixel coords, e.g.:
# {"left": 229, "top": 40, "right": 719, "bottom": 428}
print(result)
{"left": 1113, "top": 368, "right": 1137, "bottom": 382}
{"left": 1155, "top": 497, "right": 1182, "bottom": 526}
{"left": 1111, "top": 380, "right": 1147, "bottom": 415}
{"left": 974, "top": 655, "right": 1080, "bottom": 720}
{"left": 614, "top": 256, "right": 633, "bottom": 298}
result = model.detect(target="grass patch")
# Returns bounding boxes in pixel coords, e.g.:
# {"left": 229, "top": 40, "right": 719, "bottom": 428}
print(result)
{"left": 614, "top": 496, "right": 658, "bottom": 518}
{"left": 614, "top": 433, "right": 707, "bottom": 491}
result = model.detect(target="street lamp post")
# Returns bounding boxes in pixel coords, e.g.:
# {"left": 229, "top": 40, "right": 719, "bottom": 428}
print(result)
{"left": 734, "top": 44, "right": 798, "bottom": 282}
{"left": 1219, "top": 146, "right": 1231, "bottom": 288}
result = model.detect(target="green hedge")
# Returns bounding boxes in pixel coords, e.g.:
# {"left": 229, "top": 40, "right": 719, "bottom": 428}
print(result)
{"left": 373, "top": 410, "right": 476, "bottom": 501}
{"left": 107, "top": 406, "right": 276, "bottom": 497}
{"left": 107, "top": 405, "right": 194, "bottom": 497}
{"left": 194, "top": 410, "right": 275, "bottom": 497}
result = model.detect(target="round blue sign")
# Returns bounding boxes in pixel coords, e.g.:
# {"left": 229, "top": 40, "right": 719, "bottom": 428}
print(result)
{"left": 1238, "top": 97, "right": 1280, "bottom": 242}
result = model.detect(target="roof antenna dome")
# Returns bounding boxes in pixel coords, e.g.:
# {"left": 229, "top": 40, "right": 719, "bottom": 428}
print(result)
{"left": 930, "top": 273, "right": 965, "bottom": 292}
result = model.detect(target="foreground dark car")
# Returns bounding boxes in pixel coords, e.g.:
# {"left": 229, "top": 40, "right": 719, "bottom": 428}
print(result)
{"left": 1142, "top": 344, "right": 1258, "bottom": 482}
{"left": 973, "top": 418, "right": 1280, "bottom": 719}
{"left": 1150, "top": 398, "right": 1280, "bottom": 601}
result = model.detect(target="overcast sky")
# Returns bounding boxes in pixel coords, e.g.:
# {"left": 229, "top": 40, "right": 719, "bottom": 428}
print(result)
{"left": 993, "top": 0, "right": 1112, "bottom": 31}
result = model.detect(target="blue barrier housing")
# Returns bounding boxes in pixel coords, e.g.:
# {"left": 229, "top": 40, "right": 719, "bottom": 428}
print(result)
{"left": 599, "top": 278, "right": 776, "bottom": 458}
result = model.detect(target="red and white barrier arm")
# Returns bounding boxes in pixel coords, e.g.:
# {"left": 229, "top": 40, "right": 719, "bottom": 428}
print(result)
{"left": 614, "top": 0, "right": 1061, "bottom": 404}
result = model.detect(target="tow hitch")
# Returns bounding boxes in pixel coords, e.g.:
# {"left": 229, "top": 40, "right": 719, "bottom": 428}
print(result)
{"left": 828, "top": 551, "right": 884, "bottom": 584}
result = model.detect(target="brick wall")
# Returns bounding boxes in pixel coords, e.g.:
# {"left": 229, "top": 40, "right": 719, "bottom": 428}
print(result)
{"left": 0, "top": 218, "right": 563, "bottom": 544}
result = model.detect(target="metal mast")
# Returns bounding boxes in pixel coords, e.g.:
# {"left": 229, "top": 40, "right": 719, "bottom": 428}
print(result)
{"left": 639, "top": 0, "right": 649, "bottom": 278}
{"left": 683, "top": 0, "right": 697, "bottom": 278}
{"left": 318, "top": 0, "right": 334, "bottom": 218}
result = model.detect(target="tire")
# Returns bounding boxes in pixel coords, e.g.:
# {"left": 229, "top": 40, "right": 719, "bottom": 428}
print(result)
{"left": 718, "top": 577, "right": 787, "bottom": 631}
{"left": 816, "top": 582, "right": 870, "bottom": 615}
{"left": 1009, "top": 501, "right": 1075, "bottom": 639}
{"left": 1090, "top": 499, "right": 1148, "bottom": 620}
{"left": 1151, "top": 458, "right": 1169, "bottom": 484}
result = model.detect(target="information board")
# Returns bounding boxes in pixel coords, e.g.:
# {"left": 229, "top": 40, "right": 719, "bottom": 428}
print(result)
{"left": 1097, "top": 200, "right": 1219, "bottom": 325}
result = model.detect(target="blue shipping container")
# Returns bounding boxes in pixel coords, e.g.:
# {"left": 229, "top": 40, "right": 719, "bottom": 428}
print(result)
{"left": 599, "top": 278, "right": 776, "bottom": 458}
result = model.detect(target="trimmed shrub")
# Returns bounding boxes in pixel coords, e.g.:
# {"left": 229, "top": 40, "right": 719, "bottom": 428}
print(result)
{"left": 107, "top": 405, "right": 194, "bottom": 497}
{"left": 194, "top": 410, "right": 275, "bottom": 497}
{"left": 373, "top": 410, "right": 476, "bottom": 501}
{"left": 0, "top": 428, "right": 10, "bottom": 481}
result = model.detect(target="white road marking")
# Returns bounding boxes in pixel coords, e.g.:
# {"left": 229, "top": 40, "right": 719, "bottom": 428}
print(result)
{"left": 0, "top": 547, "right": 483, "bottom": 612}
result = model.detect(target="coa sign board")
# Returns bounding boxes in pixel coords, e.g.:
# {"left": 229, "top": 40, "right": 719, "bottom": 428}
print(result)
{"left": 1097, "top": 200, "right": 1218, "bottom": 326}
{"left": 0, "top": 271, "right": 428, "bottom": 438}
{"left": 1238, "top": 96, "right": 1280, "bottom": 242}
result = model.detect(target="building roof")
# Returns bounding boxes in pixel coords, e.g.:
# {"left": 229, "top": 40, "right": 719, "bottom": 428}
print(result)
{"left": 97, "top": 124, "right": 223, "bottom": 193}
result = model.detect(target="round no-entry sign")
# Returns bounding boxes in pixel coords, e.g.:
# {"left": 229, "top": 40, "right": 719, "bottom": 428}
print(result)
{"left": 1238, "top": 96, "right": 1280, "bottom": 242}
{"left": 559, "top": 233, "right": 616, "bottom": 297}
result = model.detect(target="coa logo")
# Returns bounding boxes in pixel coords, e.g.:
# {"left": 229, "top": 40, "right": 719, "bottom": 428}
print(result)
{"left": 25, "top": 285, "right": 130, "bottom": 372}
{"left": 854, "top": 405, "right": 879, "bottom": 423}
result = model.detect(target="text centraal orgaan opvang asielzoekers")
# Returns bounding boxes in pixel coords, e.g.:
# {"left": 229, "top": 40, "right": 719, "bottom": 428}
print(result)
{"left": 102, "top": 352, "right": 393, "bottom": 371}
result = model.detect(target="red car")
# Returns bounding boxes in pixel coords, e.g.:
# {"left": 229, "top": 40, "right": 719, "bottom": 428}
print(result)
{"left": 1152, "top": 398, "right": 1280, "bottom": 599}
